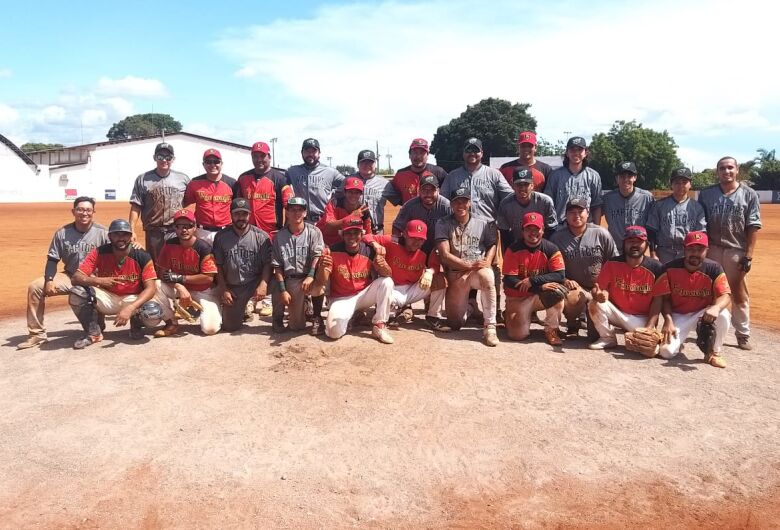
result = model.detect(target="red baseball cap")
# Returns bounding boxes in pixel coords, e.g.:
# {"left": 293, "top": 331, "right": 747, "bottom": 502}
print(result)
{"left": 409, "top": 138, "right": 430, "bottom": 152}
{"left": 251, "top": 141, "right": 271, "bottom": 154}
{"left": 684, "top": 231, "right": 709, "bottom": 247}
{"left": 344, "top": 176, "right": 364, "bottom": 191}
{"left": 624, "top": 225, "right": 648, "bottom": 241}
{"left": 405, "top": 219, "right": 428, "bottom": 240}
{"left": 173, "top": 209, "right": 196, "bottom": 223}
{"left": 518, "top": 131, "right": 537, "bottom": 145}
{"left": 203, "top": 148, "right": 222, "bottom": 161}
{"left": 342, "top": 217, "right": 364, "bottom": 232}
{"left": 522, "top": 212, "right": 544, "bottom": 229}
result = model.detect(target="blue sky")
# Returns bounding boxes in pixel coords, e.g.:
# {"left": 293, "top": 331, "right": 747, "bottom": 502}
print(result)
{"left": 1, "top": 0, "right": 777, "bottom": 172}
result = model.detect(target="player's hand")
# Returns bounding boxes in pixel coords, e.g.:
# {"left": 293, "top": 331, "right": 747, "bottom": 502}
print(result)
{"left": 661, "top": 317, "right": 677, "bottom": 345}
{"left": 419, "top": 268, "right": 433, "bottom": 289}
{"left": 97, "top": 277, "right": 121, "bottom": 289}
{"left": 115, "top": 305, "right": 134, "bottom": 327}
{"left": 43, "top": 280, "right": 57, "bottom": 297}
{"left": 516, "top": 278, "right": 532, "bottom": 293}
{"left": 175, "top": 285, "right": 192, "bottom": 308}
{"left": 564, "top": 279, "right": 580, "bottom": 291}
{"left": 541, "top": 282, "right": 560, "bottom": 291}
{"left": 592, "top": 283, "right": 608, "bottom": 303}
{"left": 472, "top": 258, "right": 489, "bottom": 270}
{"left": 162, "top": 270, "right": 185, "bottom": 284}
{"left": 301, "top": 276, "right": 314, "bottom": 293}
{"left": 254, "top": 282, "right": 268, "bottom": 300}
{"left": 280, "top": 291, "right": 292, "bottom": 306}
{"left": 222, "top": 290, "right": 234, "bottom": 306}
{"left": 371, "top": 242, "right": 386, "bottom": 256}
{"left": 703, "top": 305, "right": 719, "bottom": 323}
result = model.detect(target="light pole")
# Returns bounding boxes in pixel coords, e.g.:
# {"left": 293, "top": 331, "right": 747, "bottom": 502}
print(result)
{"left": 270, "top": 137, "right": 278, "bottom": 164}
{"left": 386, "top": 153, "right": 393, "bottom": 172}
{"left": 327, "top": 156, "right": 332, "bottom": 167}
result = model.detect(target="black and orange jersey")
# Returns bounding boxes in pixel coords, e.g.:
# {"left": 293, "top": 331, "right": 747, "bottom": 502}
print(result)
{"left": 499, "top": 159, "right": 552, "bottom": 192}
{"left": 317, "top": 198, "right": 373, "bottom": 246}
{"left": 502, "top": 239, "right": 565, "bottom": 299}
{"left": 329, "top": 241, "right": 376, "bottom": 298}
{"left": 656, "top": 258, "right": 731, "bottom": 314}
{"left": 234, "top": 168, "right": 292, "bottom": 236}
{"left": 392, "top": 164, "right": 447, "bottom": 204}
{"left": 595, "top": 256, "right": 665, "bottom": 316}
{"left": 183, "top": 174, "right": 237, "bottom": 228}
{"left": 156, "top": 237, "right": 217, "bottom": 292}
{"left": 79, "top": 245, "right": 157, "bottom": 295}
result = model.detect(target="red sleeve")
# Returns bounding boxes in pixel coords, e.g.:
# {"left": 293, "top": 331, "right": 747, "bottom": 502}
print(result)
{"left": 363, "top": 234, "right": 392, "bottom": 246}
{"left": 79, "top": 248, "right": 98, "bottom": 276}
{"left": 201, "top": 253, "right": 217, "bottom": 275}
{"left": 499, "top": 166, "right": 514, "bottom": 185}
{"left": 548, "top": 250, "right": 565, "bottom": 272}
{"left": 156, "top": 245, "right": 172, "bottom": 271}
{"left": 321, "top": 200, "right": 337, "bottom": 223}
{"left": 713, "top": 272, "right": 730, "bottom": 297}
{"left": 595, "top": 262, "right": 613, "bottom": 290}
{"left": 281, "top": 184, "right": 294, "bottom": 208}
{"left": 654, "top": 272, "right": 671, "bottom": 296}
{"left": 502, "top": 249, "right": 520, "bottom": 276}
{"left": 141, "top": 259, "right": 157, "bottom": 282}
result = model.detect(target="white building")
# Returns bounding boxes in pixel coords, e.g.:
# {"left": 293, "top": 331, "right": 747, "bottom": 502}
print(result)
{"left": 0, "top": 134, "right": 42, "bottom": 202}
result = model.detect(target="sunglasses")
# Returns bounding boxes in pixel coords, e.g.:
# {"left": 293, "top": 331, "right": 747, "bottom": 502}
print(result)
{"left": 155, "top": 154, "right": 174, "bottom": 161}
{"left": 204, "top": 158, "right": 221, "bottom": 165}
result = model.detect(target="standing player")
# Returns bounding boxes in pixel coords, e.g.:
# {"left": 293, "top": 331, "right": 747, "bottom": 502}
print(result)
{"left": 601, "top": 162, "right": 654, "bottom": 247}
{"left": 287, "top": 138, "right": 344, "bottom": 224}
{"left": 647, "top": 167, "right": 707, "bottom": 263}
{"left": 499, "top": 131, "right": 553, "bottom": 192}
{"left": 545, "top": 137, "right": 603, "bottom": 225}
{"left": 392, "top": 138, "right": 448, "bottom": 203}
{"left": 317, "top": 176, "right": 372, "bottom": 246}
{"left": 70, "top": 219, "right": 172, "bottom": 348}
{"left": 502, "top": 212, "right": 566, "bottom": 345}
{"left": 212, "top": 198, "right": 272, "bottom": 332}
{"left": 588, "top": 226, "right": 665, "bottom": 350}
{"left": 183, "top": 148, "right": 236, "bottom": 244}
{"left": 128, "top": 142, "right": 190, "bottom": 261}
{"left": 656, "top": 231, "right": 731, "bottom": 368}
{"left": 271, "top": 197, "right": 325, "bottom": 334}
{"left": 392, "top": 174, "right": 451, "bottom": 253}
{"left": 155, "top": 209, "right": 221, "bottom": 337}
{"left": 316, "top": 218, "right": 395, "bottom": 344}
{"left": 698, "top": 156, "right": 761, "bottom": 350}
{"left": 345, "top": 149, "right": 401, "bottom": 234}
{"left": 435, "top": 188, "right": 500, "bottom": 346}
{"left": 19, "top": 197, "right": 108, "bottom": 349}
{"left": 497, "top": 166, "right": 557, "bottom": 247}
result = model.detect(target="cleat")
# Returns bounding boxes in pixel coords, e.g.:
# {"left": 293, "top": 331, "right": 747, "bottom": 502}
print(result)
{"left": 257, "top": 299, "right": 273, "bottom": 317}
{"left": 73, "top": 334, "right": 102, "bottom": 350}
{"left": 18, "top": 335, "right": 48, "bottom": 350}
{"left": 483, "top": 325, "right": 499, "bottom": 347}
{"left": 706, "top": 353, "right": 727, "bottom": 368}
{"left": 589, "top": 337, "right": 618, "bottom": 350}
{"left": 545, "top": 327, "right": 563, "bottom": 346}
{"left": 310, "top": 317, "right": 325, "bottom": 336}
{"left": 425, "top": 316, "right": 449, "bottom": 331}
{"left": 372, "top": 323, "right": 394, "bottom": 344}
{"left": 154, "top": 321, "right": 179, "bottom": 338}
{"left": 736, "top": 336, "right": 753, "bottom": 350}
{"left": 272, "top": 319, "right": 286, "bottom": 334}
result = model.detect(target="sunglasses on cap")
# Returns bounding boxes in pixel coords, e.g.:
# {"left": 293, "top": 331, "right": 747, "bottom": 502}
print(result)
{"left": 155, "top": 154, "right": 174, "bottom": 161}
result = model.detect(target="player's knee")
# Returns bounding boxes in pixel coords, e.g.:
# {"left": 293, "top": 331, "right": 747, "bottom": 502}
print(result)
{"left": 201, "top": 322, "right": 220, "bottom": 336}
{"left": 507, "top": 327, "right": 529, "bottom": 341}
{"left": 658, "top": 344, "right": 678, "bottom": 359}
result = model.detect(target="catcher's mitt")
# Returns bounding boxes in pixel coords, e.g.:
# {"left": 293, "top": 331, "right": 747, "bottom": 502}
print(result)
{"left": 696, "top": 318, "right": 717, "bottom": 355}
{"left": 538, "top": 284, "right": 569, "bottom": 309}
{"left": 174, "top": 300, "right": 204, "bottom": 323}
{"left": 625, "top": 327, "right": 662, "bottom": 358}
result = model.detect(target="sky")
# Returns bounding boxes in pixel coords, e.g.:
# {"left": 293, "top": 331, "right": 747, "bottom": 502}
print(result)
{"left": 1, "top": 0, "right": 778, "bottom": 172}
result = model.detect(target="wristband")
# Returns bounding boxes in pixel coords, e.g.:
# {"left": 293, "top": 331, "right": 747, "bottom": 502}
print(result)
{"left": 307, "top": 267, "right": 316, "bottom": 278}
{"left": 278, "top": 280, "right": 287, "bottom": 292}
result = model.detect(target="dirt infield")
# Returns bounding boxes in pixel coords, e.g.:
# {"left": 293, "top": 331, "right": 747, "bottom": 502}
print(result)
{"left": 1, "top": 201, "right": 779, "bottom": 528}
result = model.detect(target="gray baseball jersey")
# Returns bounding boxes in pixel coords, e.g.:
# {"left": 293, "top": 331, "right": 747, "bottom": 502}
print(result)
{"left": 550, "top": 223, "right": 618, "bottom": 289}
{"left": 440, "top": 164, "right": 513, "bottom": 222}
{"left": 271, "top": 224, "right": 325, "bottom": 276}
{"left": 338, "top": 174, "right": 401, "bottom": 232}
{"left": 392, "top": 195, "right": 452, "bottom": 243}
{"left": 601, "top": 188, "right": 655, "bottom": 245}
{"left": 286, "top": 163, "right": 345, "bottom": 222}
{"left": 212, "top": 225, "right": 272, "bottom": 287}
{"left": 129, "top": 169, "right": 190, "bottom": 228}
{"left": 434, "top": 215, "right": 497, "bottom": 263}
{"left": 47, "top": 222, "right": 109, "bottom": 275}
{"left": 545, "top": 166, "right": 603, "bottom": 223}
{"left": 698, "top": 183, "right": 762, "bottom": 250}
{"left": 496, "top": 192, "right": 557, "bottom": 237}
{"left": 646, "top": 195, "right": 707, "bottom": 260}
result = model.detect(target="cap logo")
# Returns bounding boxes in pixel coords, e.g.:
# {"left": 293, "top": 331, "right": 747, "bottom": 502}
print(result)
{"left": 622, "top": 162, "right": 630, "bottom": 169}
{"left": 519, "top": 170, "right": 528, "bottom": 177}
{"left": 694, "top": 233, "right": 702, "bottom": 240}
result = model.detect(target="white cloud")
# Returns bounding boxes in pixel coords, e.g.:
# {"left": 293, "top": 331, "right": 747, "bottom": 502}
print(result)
{"left": 81, "top": 109, "right": 107, "bottom": 127}
{"left": 97, "top": 76, "right": 168, "bottom": 97}
{"left": 0, "top": 103, "right": 18, "bottom": 125}
{"left": 39, "top": 105, "right": 67, "bottom": 123}
{"left": 0, "top": 68, "right": 12, "bottom": 79}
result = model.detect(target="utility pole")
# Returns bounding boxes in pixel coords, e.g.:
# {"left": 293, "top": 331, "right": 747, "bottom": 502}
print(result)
{"left": 270, "top": 137, "right": 278, "bottom": 164}
{"left": 386, "top": 153, "right": 393, "bottom": 172}
{"left": 327, "top": 156, "right": 332, "bottom": 167}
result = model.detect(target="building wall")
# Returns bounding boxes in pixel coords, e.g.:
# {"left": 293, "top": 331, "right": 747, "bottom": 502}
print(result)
{"left": 0, "top": 142, "right": 42, "bottom": 202}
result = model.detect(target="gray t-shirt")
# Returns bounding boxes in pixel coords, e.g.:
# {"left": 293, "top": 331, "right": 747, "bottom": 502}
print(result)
{"left": 440, "top": 164, "right": 513, "bottom": 222}
{"left": 496, "top": 192, "right": 557, "bottom": 238}
{"left": 286, "top": 163, "right": 345, "bottom": 222}
{"left": 212, "top": 225, "right": 272, "bottom": 287}
{"left": 47, "top": 222, "right": 109, "bottom": 276}
{"left": 129, "top": 169, "right": 191, "bottom": 228}
{"left": 698, "top": 183, "right": 762, "bottom": 250}
{"left": 434, "top": 215, "right": 497, "bottom": 264}
{"left": 271, "top": 224, "right": 325, "bottom": 276}
{"left": 392, "top": 195, "right": 452, "bottom": 244}
{"left": 550, "top": 223, "right": 617, "bottom": 289}
{"left": 646, "top": 195, "right": 707, "bottom": 252}
{"left": 602, "top": 188, "right": 655, "bottom": 245}
{"left": 545, "top": 166, "right": 603, "bottom": 223}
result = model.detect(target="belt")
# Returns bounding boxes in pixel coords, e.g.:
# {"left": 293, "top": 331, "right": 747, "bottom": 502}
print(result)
{"left": 286, "top": 273, "right": 307, "bottom": 279}
{"left": 199, "top": 225, "right": 227, "bottom": 232}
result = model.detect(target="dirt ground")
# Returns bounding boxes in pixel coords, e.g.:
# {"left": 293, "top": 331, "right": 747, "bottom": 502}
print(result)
{"left": 1, "top": 202, "right": 779, "bottom": 528}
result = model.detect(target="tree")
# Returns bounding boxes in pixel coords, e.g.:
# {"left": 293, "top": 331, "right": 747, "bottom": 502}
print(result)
{"left": 336, "top": 164, "right": 356, "bottom": 176}
{"left": 20, "top": 142, "right": 64, "bottom": 153}
{"left": 430, "top": 98, "right": 537, "bottom": 172}
{"left": 691, "top": 169, "right": 716, "bottom": 191}
{"left": 588, "top": 120, "right": 681, "bottom": 190}
{"left": 107, "top": 113, "right": 182, "bottom": 140}
{"left": 536, "top": 137, "right": 565, "bottom": 157}
{"left": 750, "top": 148, "right": 780, "bottom": 190}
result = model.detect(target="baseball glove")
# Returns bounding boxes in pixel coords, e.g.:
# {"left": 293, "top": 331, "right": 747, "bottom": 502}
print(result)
{"left": 538, "top": 284, "right": 569, "bottom": 309}
{"left": 174, "top": 300, "right": 204, "bottom": 323}
{"left": 625, "top": 327, "right": 662, "bottom": 358}
{"left": 696, "top": 318, "right": 717, "bottom": 355}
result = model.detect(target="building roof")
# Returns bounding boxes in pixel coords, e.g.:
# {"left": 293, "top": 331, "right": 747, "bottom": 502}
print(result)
{"left": 0, "top": 133, "right": 36, "bottom": 166}
{"left": 24, "top": 131, "right": 252, "bottom": 155}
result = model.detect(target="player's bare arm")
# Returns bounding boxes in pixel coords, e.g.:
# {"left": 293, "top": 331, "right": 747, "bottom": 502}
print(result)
{"left": 660, "top": 297, "right": 677, "bottom": 344}
{"left": 116, "top": 278, "right": 157, "bottom": 327}
{"left": 373, "top": 254, "right": 392, "bottom": 277}
{"left": 645, "top": 296, "right": 663, "bottom": 329}
{"left": 704, "top": 292, "right": 731, "bottom": 323}
{"left": 435, "top": 240, "right": 471, "bottom": 272}
{"left": 71, "top": 270, "right": 120, "bottom": 290}
{"left": 128, "top": 204, "right": 142, "bottom": 244}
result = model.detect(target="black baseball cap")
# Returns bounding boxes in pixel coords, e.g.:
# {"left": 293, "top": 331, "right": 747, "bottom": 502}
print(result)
{"left": 566, "top": 197, "right": 590, "bottom": 210}
{"left": 154, "top": 142, "right": 174, "bottom": 155}
{"left": 419, "top": 174, "right": 439, "bottom": 189}
{"left": 670, "top": 167, "right": 692, "bottom": 181}
{"left": 357, "top": 149, "right": 377, "bottom": 163}
{"left": 451, "top": 187, "right": 471, "bottom": 201}
{"left": 566, "top": 136, "right": 587, "bottom": 149}
{"left": 512, "top": 165, "right": 534, "bottom": 184}
{"left": 617, "top": 161, "right": 638, "bottom": 175}
{"left": 463, "top": 138, "right": 483, "bottom": 152}
{"left": 231, "top": 198, "right": 251, "bottom": 213}
{"left": 301, "top": 138, "right": 320, "bottom": 151}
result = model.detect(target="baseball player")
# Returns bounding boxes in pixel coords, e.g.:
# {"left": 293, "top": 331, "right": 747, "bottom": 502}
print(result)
{"left": 316, "top": 218, "right": 395, "bottom": 344}
{"left": 391, "top": 174, "right": 452, "bottom": 253}
{"left": 499, "top": 131, "right": 553, "bottom": 192}
{"left": 588, "top": 226, "right": 665, "bottom": 350}
{"left": 70, "top": 219, "right": 173, "bottom": 348}
{"left": 19, "top": 197, "right": 109, "bottom": 350}
{"left": 287, "top": 138, "right": 345, "bottom": 224}
{"left": 550, "top": 198, "right": 618, "bottom": 337}
{"left": 502, "top": 212, "right": 566, "bottom": 345}
{"left": 128, "top": 142, "right": 190, "bottom": 262}
{"left": 317, "top": 176, "right": 373, "bottom": 246}
{"left": 392, "top": 138, "right": 448, "bottom": 203}
{"left": 647, "top": 167, "right": 707, "bottom": 263}
{"left": 155, "top": 209, "right": 221, "bottom": 336}
{"left": 545, "top": 136, "right": 603, "bottom": 225}
{"left": 601, "top": 161, "right": 655, "bottom": 247}
{"left": 698, "top": 156, "right": 761, "bottom": 350}
{"left": 497, "top": 165, "right": 557, "bottom": 248}
{"left": 183, "top": 148, "right": 236, "bottom": 244}
{"left": 435, "top": 187, "right": 499, "bottom": 346}
{"left": 655, "top": 231, "right": 731, "bottom": 368}
{"left": 271, "top": 197, "right": 325, "bottom": 334}
{"left": 212, "top": 198, "right": 272, "bottom": 332}
{"left": 338, "top": 149, "right": 401, "bottom": 234}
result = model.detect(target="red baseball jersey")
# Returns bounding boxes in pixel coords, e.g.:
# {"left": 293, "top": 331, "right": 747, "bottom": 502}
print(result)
{"left": 499, "top": 159, "right": 551, "bottom": 190}
{"left": 656, "top": 258, "right": 731, "bottom": 314}
{"left": 317, "top": 198, "right": 373, "bottom": 246}
{"left": 596, "top": 256, "right": 665, "bottom": 316}
{"left": 502, "top": 239, "right": 565, "bottom": 299}
{"left": 365, "top": 234, "right": 428, "bottom": 286}
{"left": 79, "top": 245, "right": 157, "bottom": 295}
{"left": 156, "top": 237, "right": 218, "bottom": 292}
{"left": 183, "top": 174, "right": 237, "bottom": 228}
{"left": 234, "top": 168, "right": 292, "bottom": 237}
{"left": 391, "top": 164, "right": 446, "bottom": 204}
{"left": 328, "top": 241, "right": 376, "bottom": 298}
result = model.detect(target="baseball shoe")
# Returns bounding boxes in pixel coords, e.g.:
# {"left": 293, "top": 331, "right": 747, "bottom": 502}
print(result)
{"left": 73, "top": 334, "right": 102, "bottom": 350}
{"left": 588, "top": 337, "right": 617, "bottom": 350}
{"left": 565, "top": 322, "right": 579, "bottom": 337}
{"left": 304, "top": 297, "right": 314, "bottom": 320}
{"left": 425, "top": 316, "right": 449, "bottom": 331}
{"left": 244, "top": 300, "right": 255, "bottom": 322}
{"left": 372, "top": 323, "right": 394, "bottom": 344}
{"left": 310, "top": 317, "right": 325, "bottom": 336}
{"left": 483, "top": 324, "right": 499, "bottom": 347}
{"left": 545, "top": 327, "right": 563, "bottom": 346}
{"left": 706, "top": 353, "right": 727, "bottom": 368}
{"left": 257, "top": 299, "right": 273, "bottom": 317}
{"left": 736, "top": 336, "right": 753, "bottom": 350}
{"left": 18, "top": 335, "right": 48, "bottom": 350}
{"left": 393, "top": 307, "right": 414, "bottom": 326}
{"left": 154, "top": 320, "right": 179, "bottom": 338}
{"left": 272, "top": 318, "right": 286, "bottom": 334}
